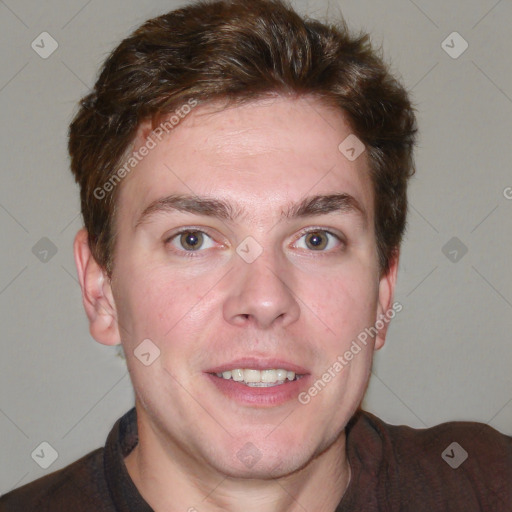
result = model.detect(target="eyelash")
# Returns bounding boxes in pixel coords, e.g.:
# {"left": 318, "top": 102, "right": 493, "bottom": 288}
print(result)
{"left": 164, "top": 227, "right": 218, "bottom": 258}
{"left": 164, "top": 227, "right": 345, "bottom": 258}
{"left": 294, "top": 227, "right": 345, "bottom": 253}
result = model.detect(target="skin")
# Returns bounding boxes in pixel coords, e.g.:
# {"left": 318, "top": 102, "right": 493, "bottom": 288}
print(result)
{"left": 74, "top": 95, "right": 398, "bottom": 512}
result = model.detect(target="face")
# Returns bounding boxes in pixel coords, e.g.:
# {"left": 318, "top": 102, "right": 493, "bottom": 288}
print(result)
{"left": 87, "top": 96, "right": 396, "bottom": 478}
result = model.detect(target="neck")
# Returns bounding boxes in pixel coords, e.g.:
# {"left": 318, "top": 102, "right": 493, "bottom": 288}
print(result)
{"left": 124, "top": 415, "right": 351, "bottom": 512}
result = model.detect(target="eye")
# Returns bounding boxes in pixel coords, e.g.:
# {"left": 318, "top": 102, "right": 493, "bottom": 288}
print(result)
{"left": 294, "top": 229, "right": 343, "bottom": 252}
{"left": 166, "top": 229, "right": 215, "bottom": 252}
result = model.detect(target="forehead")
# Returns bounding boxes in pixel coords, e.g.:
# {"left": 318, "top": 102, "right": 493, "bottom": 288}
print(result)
{"left": 117, "top": 96, "right": 373, "bottom": 226}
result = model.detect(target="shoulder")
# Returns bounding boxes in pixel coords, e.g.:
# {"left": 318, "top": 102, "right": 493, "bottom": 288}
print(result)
{"left": 348, "top": 410, "right": 512, "bottom": 508}
{"left": 360, "top": 409, "right": 511, "bottom": 449}
{"left": 371, "top": 411, "right": 511, "bottom": 469}
{"left": 0, "top": 448, "right": 113, "bottom": 512}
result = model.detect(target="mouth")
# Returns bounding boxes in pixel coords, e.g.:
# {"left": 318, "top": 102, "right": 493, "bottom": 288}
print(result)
{"left": 205, "top": 358, "right": 311, "bottom": 406}
{"left": 210, "top": 368, "right": 306, "bottom": 387}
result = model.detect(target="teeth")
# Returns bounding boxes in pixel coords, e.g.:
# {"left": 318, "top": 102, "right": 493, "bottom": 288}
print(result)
{"left": 276, "top": 369, "right": 287, "bottom": 381}
{"left": 214, "top": 368, "right": 300, "bottom": 385}
{"left": 261, "top": 369, "right": 277, "bottom": 383}
{"left": 232, "top": 369, "right": 244, "bottom": 382}
{"left": 244, "top": 369, "right": 261, "bottom": 383}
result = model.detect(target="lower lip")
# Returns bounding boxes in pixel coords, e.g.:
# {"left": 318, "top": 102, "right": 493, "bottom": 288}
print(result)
{"left": 205, "top": 373, "right": 311, "bottom": 407}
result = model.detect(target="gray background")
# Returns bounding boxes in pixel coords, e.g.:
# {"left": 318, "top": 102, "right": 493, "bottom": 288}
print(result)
{"left": 1, "top": 0, "right": 511, "bottom": 493}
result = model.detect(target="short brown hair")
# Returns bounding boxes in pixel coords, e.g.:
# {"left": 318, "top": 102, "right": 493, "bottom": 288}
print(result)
{"left": 68, "top": 0, "right": 417, "bottom": 276}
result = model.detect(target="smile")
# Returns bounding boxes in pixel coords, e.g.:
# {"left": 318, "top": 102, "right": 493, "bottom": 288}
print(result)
{"left": 213, "top": 368, "right": 305, "bottom": 387}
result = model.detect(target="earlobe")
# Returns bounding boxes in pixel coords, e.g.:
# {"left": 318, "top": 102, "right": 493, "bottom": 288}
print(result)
{"left": 73, "top": 228, "right": 121, "bottom": 346}
{"left": 374, "top": 250, "right": 399, "bottom": 351}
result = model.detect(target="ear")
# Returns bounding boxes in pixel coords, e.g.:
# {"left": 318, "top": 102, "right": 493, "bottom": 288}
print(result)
{"left": 374, "top": 250, "right": 400, "bottom": 351}
{"left": 73, "top": 228, "right": 121, "bottom": 346}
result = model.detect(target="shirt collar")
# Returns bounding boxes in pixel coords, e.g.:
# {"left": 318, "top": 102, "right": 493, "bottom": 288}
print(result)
{"left": 104, "top": 407, "right": 153, "bottom": 511}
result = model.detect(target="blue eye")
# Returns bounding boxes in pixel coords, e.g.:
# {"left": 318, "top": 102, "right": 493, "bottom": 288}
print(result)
{"left": 168, "top": 230, "right": 215, "bottom": 252}
{"left": 294, "top": 230, "right": 343, "bottom": 251}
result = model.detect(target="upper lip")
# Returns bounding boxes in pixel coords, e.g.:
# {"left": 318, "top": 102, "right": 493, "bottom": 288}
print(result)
{"left": 206, "top": 357, "right": 309, "bottom": 375}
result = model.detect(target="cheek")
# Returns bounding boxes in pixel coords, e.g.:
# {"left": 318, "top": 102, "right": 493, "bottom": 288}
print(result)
{"left": 303, "top": 263, "right": 378, "bottom": 336}
{"left": 113, "top": 262, "right": 213, "bottom": 345}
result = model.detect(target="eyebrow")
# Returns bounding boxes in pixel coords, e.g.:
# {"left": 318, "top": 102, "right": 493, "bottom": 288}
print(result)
{"left": 134, "top": 192, "right": 368, "bottom": 229}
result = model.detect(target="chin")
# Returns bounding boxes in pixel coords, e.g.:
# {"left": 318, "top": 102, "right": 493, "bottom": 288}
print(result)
{"left": 203, "top": 434, "right": 320, "bottom": 480}
{"left": 212, "top": 453, "right": 307, "bottom": 480}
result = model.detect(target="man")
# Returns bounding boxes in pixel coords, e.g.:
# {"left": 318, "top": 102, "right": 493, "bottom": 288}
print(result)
{"left": 1, "top": 0, "right": 510, "bottom": 510}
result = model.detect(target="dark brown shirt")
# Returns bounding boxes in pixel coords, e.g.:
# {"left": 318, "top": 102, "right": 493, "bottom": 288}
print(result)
{"left": 1, "top": 407, "right": 511, "bottom": 511}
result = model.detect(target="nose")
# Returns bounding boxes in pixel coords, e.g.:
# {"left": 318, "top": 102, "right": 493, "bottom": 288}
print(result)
{"left": 223, "top": 248, "right": 301, "bottom": 330}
